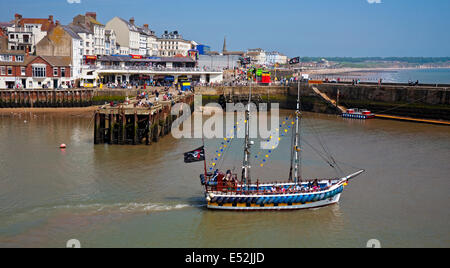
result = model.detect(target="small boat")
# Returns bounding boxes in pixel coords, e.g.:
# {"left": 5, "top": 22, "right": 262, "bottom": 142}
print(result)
{"left": 342, "top": 108, "right": 375, "bottom": 120}
{"left": 185, "top": 82, "right": 365, "bottom": 211}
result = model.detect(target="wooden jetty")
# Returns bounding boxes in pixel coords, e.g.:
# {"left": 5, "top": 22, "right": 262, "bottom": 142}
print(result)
{"left": 93, "top": 93, "right": 194, "bottom": 145}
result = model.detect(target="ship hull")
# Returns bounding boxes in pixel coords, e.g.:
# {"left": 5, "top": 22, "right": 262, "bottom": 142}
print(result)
{"left": 205, "top": 184, "right": 345, "bottom": 211}
{"left": 207, "top": 193, "right": 341, "bottom": 211}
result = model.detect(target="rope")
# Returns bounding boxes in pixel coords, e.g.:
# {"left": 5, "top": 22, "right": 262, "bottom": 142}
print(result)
{"left": 302, "top": 117, "right": 344, "bottom": 176}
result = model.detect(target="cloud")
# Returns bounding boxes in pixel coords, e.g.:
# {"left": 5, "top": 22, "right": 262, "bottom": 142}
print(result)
{"left": 367, "top": 0, "right": 382, "bottom": 3}
{"left": 67, "top": 0, "right": 81, "bottom": 4}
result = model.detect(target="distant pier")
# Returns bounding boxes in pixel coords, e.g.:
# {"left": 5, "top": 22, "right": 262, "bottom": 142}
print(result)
{"left": 374, "top": 114, "right": 450, "bottom": 126}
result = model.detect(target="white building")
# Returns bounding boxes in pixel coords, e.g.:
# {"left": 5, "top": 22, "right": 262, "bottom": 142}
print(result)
{"left": 158, "top": 30, "right": 193, "bottom": 57}
{"left": 72, "top": 12, "right": 106, "bottom": 55}
{"left": 61, "top": 26, "right": 83, "bottom": 79}
{"left": 6, "top": 14, "right": 55, "bottom": 53}
{"left": 68, "top": 25, "right": 95, "bottom": 57}
{"left": 266, "top": 51, "right": 288, "bottom": 65}
{"left": 105, "top": 30, "right": 117, "bottom": 55}
{"left": 246, "top": 48, "right": 267, "bottom": 66}
{"left": 105, "top": 17, "right": 140, "bottom": 56}
{"left": 137, "top": 24, "right": 158, "bottom": 57}
{"left": 147, "top": 34, "right": 158, "bottom": 57}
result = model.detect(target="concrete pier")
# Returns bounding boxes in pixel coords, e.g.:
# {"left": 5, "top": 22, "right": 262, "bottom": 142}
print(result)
{"left": 196, "top": 82, "right": 450, "bottom": 121}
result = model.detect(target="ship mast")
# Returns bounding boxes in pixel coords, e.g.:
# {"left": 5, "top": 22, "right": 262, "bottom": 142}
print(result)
{"left": 242, "top": 76, "right": 252, "bottom": 185}
{"left": 293, "top": 79, "right": 302, "bottom": 183}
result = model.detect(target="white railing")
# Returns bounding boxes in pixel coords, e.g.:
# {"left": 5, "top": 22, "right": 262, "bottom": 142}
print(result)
{"left": 83, "top": 65, "right": 223, "bottom": 73}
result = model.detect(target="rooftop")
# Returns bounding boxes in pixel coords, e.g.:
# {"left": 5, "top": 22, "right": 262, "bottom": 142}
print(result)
{"left": 61, "top": 25, "right": 82, "bottom": 40}
{"left": 68, "top": 24, "right": 93, "bottom": 35}
{"left": 117, "top": 17, "right": 139, "bottom": 32}
{"left": 19, "top": 18, "right": 55, "bottom": 32}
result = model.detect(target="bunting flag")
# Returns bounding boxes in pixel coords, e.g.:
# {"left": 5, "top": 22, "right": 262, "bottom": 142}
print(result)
{"left": 184, "top": 146, "right": 205, "bottom": 163}
{"left": 256, "top": 116, "right": 295, "bottom": 167}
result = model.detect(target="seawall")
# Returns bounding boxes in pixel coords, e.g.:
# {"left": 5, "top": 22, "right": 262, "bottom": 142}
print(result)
{"left": 196, "top": 83, "right": 450, "bottom": 121}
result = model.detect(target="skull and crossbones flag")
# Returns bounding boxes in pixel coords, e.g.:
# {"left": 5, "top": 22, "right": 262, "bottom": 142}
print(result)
{"left": 289, "top": 57, "right": 300, "bottom": 65}
{"left": 184, "top": 146, "right": 205, "bottom": 163}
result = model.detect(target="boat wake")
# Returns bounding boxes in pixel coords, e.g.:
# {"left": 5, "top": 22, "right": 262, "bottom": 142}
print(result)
{"left": 3, "top": 202, "right": 201, "bottom": 220}
{"left": 46, "top": 202, "right": 199, "bottom": 214}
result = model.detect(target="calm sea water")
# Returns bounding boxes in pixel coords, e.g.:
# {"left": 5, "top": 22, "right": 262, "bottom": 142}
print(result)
{"left": 380, "top": 68, "right": 450, "bottom": 84}
{"left": 0, "top": 111, "right": 449, "bottom": 248}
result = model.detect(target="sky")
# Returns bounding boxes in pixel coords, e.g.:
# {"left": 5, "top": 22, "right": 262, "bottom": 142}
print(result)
{"left": 0, "top": 0, "right": 449, "bottom": 57}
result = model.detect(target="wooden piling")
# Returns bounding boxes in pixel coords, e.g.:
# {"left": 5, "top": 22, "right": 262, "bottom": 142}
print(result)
{"left": 109, "top": 112, "right": 114, "bottom": 145}
{"left": 133, "top": 111, "right": 138, "bottom": 145}
{"left": 100, "top": 113, "right": 106, "bottom": 144}
{"left": 120, "top": 112, "right": 126, "bottom": 145}
{"left": 94, "top": 111, "right": 100, "bottom": 144}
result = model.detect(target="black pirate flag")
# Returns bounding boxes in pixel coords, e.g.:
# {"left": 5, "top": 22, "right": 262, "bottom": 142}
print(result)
{"left": 184, "top": 146, "right": 205, "bottom": 163}
{"left": 289, "top": 57, "right": 300, "bottom": 65}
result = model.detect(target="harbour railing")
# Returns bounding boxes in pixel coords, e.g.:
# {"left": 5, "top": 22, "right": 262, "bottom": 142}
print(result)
{"left": 83, "top": 65, "right": 223, "bottom": 73}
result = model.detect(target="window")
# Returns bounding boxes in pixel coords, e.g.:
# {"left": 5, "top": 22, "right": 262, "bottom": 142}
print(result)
{"left": 53, "top": 67, "right": 58, "bottom": 76}
{"left": 61, "top": 68, "right": 66, "bottom": 77}
{"left": 16, "top": 56, "right": 24, "bottom": 62}
{"left": 21, "top": 67, "right": 25, "bottom": 76}
{"left": 0, "top": 66, "right": 5, "bottom": 75}
{"left": 10, "top": 34, "right": 14, "bottom": 39}
{"left": 32, "top": 66, "right": 46, "bottom": 77}
{"left": 7, "top": 66, "right": 12, "bottom": 75}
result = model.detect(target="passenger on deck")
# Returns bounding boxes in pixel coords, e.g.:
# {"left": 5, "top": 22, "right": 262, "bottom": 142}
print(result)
{"left": 225, "top": 170, "right": 232, "bottom": 182}
{"left": 212, "top": 169, "right": 219, "bottom": 182}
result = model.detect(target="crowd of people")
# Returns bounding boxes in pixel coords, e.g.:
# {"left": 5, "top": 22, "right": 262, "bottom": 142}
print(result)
{"left": 209, "top": 170, "right": 336, "bottom": 195}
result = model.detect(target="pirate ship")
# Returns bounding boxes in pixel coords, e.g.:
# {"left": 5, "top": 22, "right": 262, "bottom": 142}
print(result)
{"left": 184, "top": 82, "right": 364, "bottom": 211}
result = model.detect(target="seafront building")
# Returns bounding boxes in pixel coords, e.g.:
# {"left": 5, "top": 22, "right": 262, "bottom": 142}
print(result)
{"left": 105, "top": 17, "right": 141, "bottom": 56}
{"left": 158, "top": 30, "right": 195, "bottom": 57}
{"left": 198, "top": 55, "right": 241, "bottom": 70}
{"left": 104, "top": 30, "right": 118, "bottom": 55}
{"left": 72, "top": 12, "right": 106, "bottom": 56}
{"left": 0, "top": 54, "right": 72, "bottom": 89}
{"left": 138, "top": 24, "right": 158, "bottom": 57}
{"left": 0, "top": 11, "right": 304, "bottom": 89}
{"left": 35, "top": 24, "right": 84, "bottom": 80}
{"left": 5, "top": 14, "right": 56, "bottom": 54}
{"left": 79, "top": 55, "right": 222, "bottom": 88}
{"left": 266, "top": 51, "right": 288, "bottom": 66}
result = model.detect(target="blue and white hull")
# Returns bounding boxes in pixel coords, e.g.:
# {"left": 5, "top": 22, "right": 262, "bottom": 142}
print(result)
{"left": 205, "top": 182, "right": 345, "bottom": 211}
{"left": 203, "top": 170, "right": 364, "bottom": 211}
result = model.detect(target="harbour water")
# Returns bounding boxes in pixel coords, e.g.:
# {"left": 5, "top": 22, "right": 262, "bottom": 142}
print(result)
{"left": 0, "top": 110, "right": 449, "bottom": 248}
{"left": 319, "top": 68, "right": 450, "bottom": 84}
{"left": 379, "top": 68, "right": 450, "bottom": 84}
